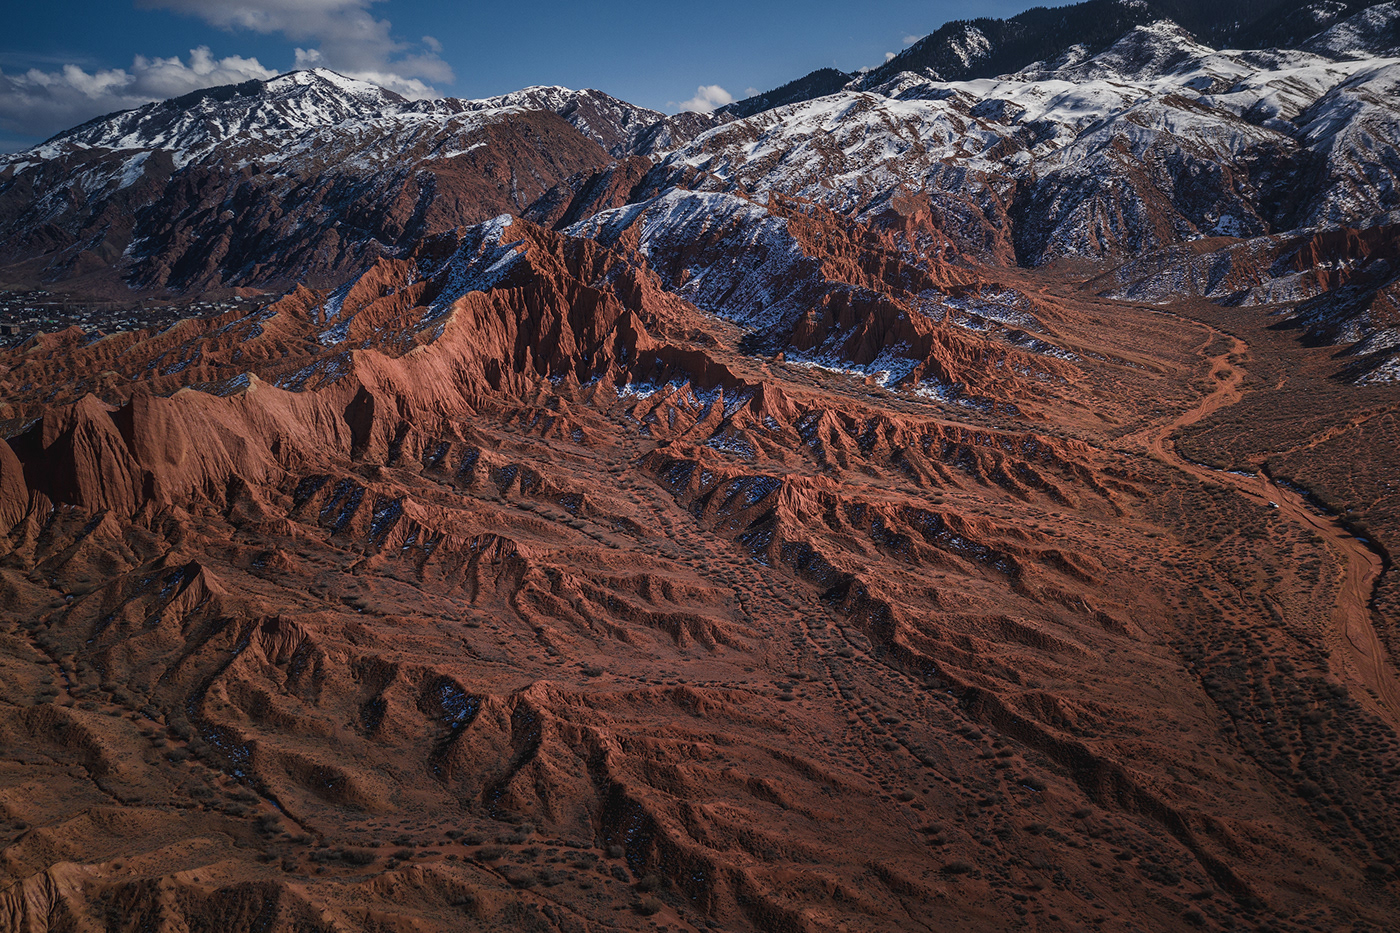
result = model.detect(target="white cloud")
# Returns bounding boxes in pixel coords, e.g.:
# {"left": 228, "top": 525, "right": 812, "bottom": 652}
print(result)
{"left": 0, "top": 47, "right": 277, "bottom": 143}
{"left": 0, "top": 2, "right": 454, "bottom": 148}
{"left": 139, "top": 0, "right": 452, "bottom": 88}
{"left": 903, "top": 34, "right": 922, "bottom": 46}
{"left": 745, "top": 87, "right": 759, "bottom": 98}
{"left": 290, "top": 45, "right": 434, "bottom": 99}
{"left": 334, "top": 68, "right": 435, "bottom": 99}
{"left": 679, "top": 84, "right": 735, "bottom": 114}
{"left": 136, "top": 47, "right": 277, "bottom": 97}
{"left": 885, "top": 52, "right": 897, "bottom": 63}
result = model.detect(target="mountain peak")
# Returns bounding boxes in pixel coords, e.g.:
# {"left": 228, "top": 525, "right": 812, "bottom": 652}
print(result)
{"left": 1039, "top": 18, "right": 1210, "bottom": 81}
{"left": 263, "top": 68, "right": 403, "bottom": 99}
{"left": 28, "top": 67, "right": 406, "bottom": 163}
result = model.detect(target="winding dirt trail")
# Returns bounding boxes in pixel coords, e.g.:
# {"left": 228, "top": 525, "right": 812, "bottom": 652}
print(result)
{"left": 1134, "top": 325, "right": 1400, "bottom": 730}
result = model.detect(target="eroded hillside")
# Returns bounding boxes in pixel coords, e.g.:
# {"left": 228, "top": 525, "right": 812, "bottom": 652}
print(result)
{"left": 2, "top": 4, "right": 1400, "bottom": 932}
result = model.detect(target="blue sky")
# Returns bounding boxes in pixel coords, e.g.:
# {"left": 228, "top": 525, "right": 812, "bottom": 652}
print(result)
{"left": 0, "top": 0, "right": 1036, "bottom": 151}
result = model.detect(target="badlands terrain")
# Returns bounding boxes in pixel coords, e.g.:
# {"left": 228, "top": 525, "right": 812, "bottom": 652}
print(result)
{"left": 1, "top": 2, "right": 1400, "bottom": 931}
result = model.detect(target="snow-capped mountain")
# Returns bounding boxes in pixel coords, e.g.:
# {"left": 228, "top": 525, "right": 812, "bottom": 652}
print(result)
{"left": 650, "top": 16, "right": 1400, "bottom": 260}
{"left": 586, "top": 3, "right": 1398, "bottom": 380}
{"left": 1, "top": 3, "right": 1398, "bottom": 378}
{"left": 0, "top": 69, "right": 720, "bottom": 293}
{"left": 41, "top": 70, "right": 410, "bottom": 165}
{"left": 30, "top": 69, "right": 713, "bottom": 167}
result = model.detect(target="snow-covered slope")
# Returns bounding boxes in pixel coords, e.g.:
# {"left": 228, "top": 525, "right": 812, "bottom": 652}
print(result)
{"left": 38, "top": 70, "right": 406, "bottom": 166}
{"left": 2, "top": 1, "right": 1400, "bottom": 388}
{"left": 648, "top": 14, "right": 1400, "bottom": 264}
{"left": 20, "top": 70, "right": 714, "bottom": 169}
{"left": 1302, "top": 0, "right": 1400, "bottom": 57}
{"left": 568, "top": 189, "right": 814, "bottom": 329}
{"left": 0, "top": 69, "right": 722, "bottom": 292}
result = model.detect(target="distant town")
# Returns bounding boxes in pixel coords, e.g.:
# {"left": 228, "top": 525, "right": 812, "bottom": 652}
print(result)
{"left": 0, "top": 290, "right": 267, "bottom": 347}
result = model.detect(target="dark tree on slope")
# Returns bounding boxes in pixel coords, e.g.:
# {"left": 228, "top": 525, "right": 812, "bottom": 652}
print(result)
{"left": 718, "top": 69, "right": 853, "bottom": 119}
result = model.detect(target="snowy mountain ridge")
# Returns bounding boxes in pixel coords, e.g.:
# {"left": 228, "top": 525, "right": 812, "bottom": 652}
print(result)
{"left": 653, "top": 11, "right": 1400, "bottom": 253}
{"left": 1, "top": 1, "right": 1398, "bottom": 381}
{"left": 11, "top": 69, "right": 714, "bottom": 170}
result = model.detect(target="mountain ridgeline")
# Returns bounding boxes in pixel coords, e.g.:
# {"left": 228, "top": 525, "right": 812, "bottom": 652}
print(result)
{"left": 0, "top": 0, "right": 1396, "bottom": 301}
{"left": 726, "top": 0, "right": 1393, "bottom": 111}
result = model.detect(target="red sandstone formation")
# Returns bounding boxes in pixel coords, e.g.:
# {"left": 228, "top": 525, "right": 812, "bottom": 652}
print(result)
{"left": 1, "top": 197, "right": 1398, "bottom": 932}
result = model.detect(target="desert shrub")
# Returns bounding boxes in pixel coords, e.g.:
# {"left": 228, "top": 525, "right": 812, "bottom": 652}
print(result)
{"left": 635, "top": 873, "right": 665, "bottom": 892}
{"left": 342, "top": 848, "right": 376, "bottom": 866}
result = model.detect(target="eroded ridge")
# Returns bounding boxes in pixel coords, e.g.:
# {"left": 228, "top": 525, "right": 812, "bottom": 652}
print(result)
{"left": 1, "top": 202, "right": 1398, "bottom": 933}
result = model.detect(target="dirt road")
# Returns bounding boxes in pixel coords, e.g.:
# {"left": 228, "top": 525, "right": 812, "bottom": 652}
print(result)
{"left": 1137, "top": 325, "right": 1400, "bottom": 729}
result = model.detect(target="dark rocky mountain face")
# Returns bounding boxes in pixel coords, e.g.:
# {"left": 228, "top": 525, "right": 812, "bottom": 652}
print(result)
{"left": 717, "top": 68, "right": 854, "bottom": 119}
{"left": 2, "top": 110, "right": 613, "bottom": 294}
{"left": 855, "top": 0, "right": 1161, "bottom": 89}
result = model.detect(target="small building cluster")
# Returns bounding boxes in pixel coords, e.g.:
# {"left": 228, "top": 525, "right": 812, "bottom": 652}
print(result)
{"left": 0, "top": 291, "right": 265, "bottom": 346}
